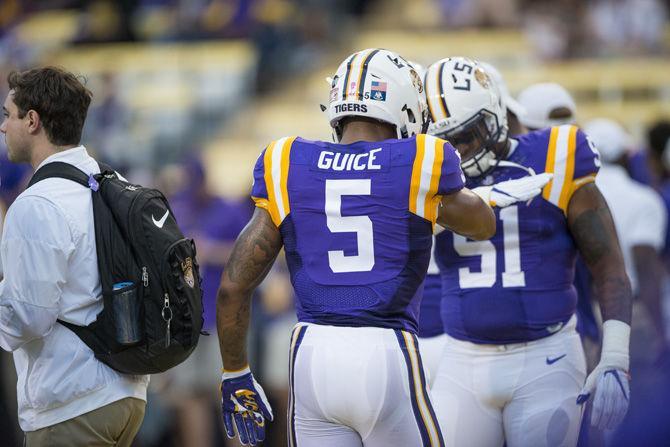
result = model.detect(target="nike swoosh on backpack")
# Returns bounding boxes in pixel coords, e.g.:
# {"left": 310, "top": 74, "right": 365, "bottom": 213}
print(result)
{"left": 152, "top": 210, "right": 170, "bottom": 228}
{"left": 546, "top": 354, "right": 567, "bottom": 365}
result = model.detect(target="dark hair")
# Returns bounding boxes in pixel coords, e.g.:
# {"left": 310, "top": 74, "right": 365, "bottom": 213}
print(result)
{"left": 7, "top": 67, "right": 92, "bottom": 146}
{"left": 648, "top": 120, "right": 670, "bottom": 156}
{"left": 548, "top": 106, "right": 574, "bottom": 121}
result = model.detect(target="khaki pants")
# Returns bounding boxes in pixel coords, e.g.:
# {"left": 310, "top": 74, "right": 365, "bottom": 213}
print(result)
{"left": 24, "top": 397, "right": 145, "bottom": 447}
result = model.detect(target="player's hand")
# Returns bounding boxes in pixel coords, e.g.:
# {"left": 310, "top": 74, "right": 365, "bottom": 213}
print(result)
{"left": 577, "top": 319, "right": 631, "bottom": 430}
{"left": 221, "top": 366, "right": 273, "bottom": 446}
{"left": 577, "top": 363, "right": 630, "bottom": 430}
{"left": 474, "top": 173, "right": 553, "bottom": 207}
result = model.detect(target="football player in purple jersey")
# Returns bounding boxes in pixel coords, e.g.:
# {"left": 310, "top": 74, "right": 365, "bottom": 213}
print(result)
{"left": 425, "top": 57, "right": 632, "bottom": 447}
{"left": 416, "top": 61, "right": 532, "bottom": 386}
{"left": 214, "top": 49, "right": 550, "bottom": 447}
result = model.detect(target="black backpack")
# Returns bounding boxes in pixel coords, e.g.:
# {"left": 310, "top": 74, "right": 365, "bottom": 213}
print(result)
{"left": 28, "top": 161, "right": 204, "bottom": 375}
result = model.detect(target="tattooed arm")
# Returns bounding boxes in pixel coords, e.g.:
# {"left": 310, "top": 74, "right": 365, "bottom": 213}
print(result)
{"left": 567, "top": 183, "right": 631, "bottom": 324}
{"left": 216, "top": 208, "right": 283, "bottom": 370}
{"left": 569, "top": 184, "right": 633, "bottom": 429}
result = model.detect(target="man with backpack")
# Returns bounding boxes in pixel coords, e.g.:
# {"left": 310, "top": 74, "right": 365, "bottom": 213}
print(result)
{"left": 0, "top": 67, "right": 150, "bottom": 446}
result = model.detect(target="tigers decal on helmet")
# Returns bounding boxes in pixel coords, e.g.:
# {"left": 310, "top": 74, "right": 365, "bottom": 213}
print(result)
{"left": 328, "top": 49, "right": 428, "bottom": 142}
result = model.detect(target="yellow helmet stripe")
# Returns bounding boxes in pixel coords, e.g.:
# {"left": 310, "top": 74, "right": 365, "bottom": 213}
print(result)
{"left": 356, "top": 49, "right": 381, "bottom": 100}
{"left": 436, "top": 61, "right": 450, "bottom": 119}
{"left": 346, "top": 50, "right": 371, "bottom": 101}
{"left": 340, "top": 53, "right": 357, "bottom": 101}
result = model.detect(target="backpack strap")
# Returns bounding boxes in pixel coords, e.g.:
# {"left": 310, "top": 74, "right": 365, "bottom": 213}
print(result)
{"left": 98, "top": 162, "right": 115, "bottom": 175}
{"left": 27, "top": 161, "right": 90, "bottom": 189}
{"left": 27, "top": 161, "right": 116, "bottom": 356}
{"left": 58, "top": 318, "right": 110, "bottom": 354}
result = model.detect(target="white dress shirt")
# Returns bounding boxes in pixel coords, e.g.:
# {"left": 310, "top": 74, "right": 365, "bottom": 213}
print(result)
{"left": 596, "top": 164, "right": 667, "bottom": 294}
{"left": 0, "top": 146, "right": 148, "bottom": 432}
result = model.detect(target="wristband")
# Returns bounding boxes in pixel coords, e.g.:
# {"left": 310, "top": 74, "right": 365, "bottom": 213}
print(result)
{"left": 222, "top": 365, "right": 251, "bottom": 380}
{"left": 601, "top": 319, "right": 630, "bottom": 371}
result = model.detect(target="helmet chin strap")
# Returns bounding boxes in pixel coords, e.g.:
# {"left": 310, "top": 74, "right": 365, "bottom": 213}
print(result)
{"left": 462, "top": 149, "right": 497, "bottom": 178}
{"left": 487, "top": 138, "right": 536, "bottom": 175}
{"left": 463, "top": 139, "right": 535, "bottom": 178}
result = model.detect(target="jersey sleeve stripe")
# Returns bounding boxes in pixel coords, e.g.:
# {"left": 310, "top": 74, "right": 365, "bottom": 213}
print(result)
{"left": 279, "top": 136, "right": 297, "bottom": 219}
{"left": 270, "top": 137, "right": 288, "bottom": 220}
{"left": 410, "top": 134, "right": 426, "bottom": 214}
{"left": 547, "top": 125, "right": 575, "bottom": 212}
{"left": 263, "top": 140, "right": 281, "bottom": 225}
{"left": 271, "top": 136, "right": 293, "bottom": 223}
{"left": 557, "top": 126, "right": 578, "bottom": 211}
{"left": 416, "top": 135, "right": 437, "bottom": 218}
{"left": 425, "top": 137, "right": 444, "bottom": 224}
{"left": 416, "top": 135, "right": 439, "bottom": 219}
{"left": 411, "top": 135, "right": 441, "bottom": 220}
{"left": 541, "top": 127, "right": 560, "bottom": 201}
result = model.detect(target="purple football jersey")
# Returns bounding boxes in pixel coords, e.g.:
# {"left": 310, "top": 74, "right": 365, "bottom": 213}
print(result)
{"left": 252, "top": 135, "right": 464, "bottom": 332}
{"left": 417, "top": 273, "right": 443, "bottom": 337}
{"left": 435, "top": 125, "right": 600, "bottom": 343}
{"left": 417, "top": 237, "right": 443, "bottom": 338}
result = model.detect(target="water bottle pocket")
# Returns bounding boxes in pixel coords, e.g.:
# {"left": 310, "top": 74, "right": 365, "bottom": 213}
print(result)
{"left": 111, "top": 282, "right": 143, "bottom": 346}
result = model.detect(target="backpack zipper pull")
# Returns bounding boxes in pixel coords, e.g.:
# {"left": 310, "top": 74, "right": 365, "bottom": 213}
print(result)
{"left": 165, "top": 320, "right": 171, "bottom": 348}
{"left": 161, "top": 293, "right": 172, "bottom": 348}
{"left": 142, "top": 267, "right": 149, "bottom": 287}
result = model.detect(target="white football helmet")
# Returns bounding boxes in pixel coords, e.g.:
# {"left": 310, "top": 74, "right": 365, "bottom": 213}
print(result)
{"left": 408, "top": 60, "right": 427, "bottom": 83}
{"left": 328, "top": 49, "right": 428, "bottom": 142}
{"left": 425, "top": 57, "right": 508, "bottom": 178}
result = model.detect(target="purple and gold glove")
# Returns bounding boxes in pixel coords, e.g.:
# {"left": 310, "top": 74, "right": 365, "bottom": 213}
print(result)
{"left": 221, "top": 366, "right": 273, "bottom": 446}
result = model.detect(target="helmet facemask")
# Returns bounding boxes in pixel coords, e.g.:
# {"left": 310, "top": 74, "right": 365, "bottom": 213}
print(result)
{"left": 436, "top": 109, "right": 504, "bottom": 178}
{"left": 425, "top": 57, "right": 511, "bottom": 178}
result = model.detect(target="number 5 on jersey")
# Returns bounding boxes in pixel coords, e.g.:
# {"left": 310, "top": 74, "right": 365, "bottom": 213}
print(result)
{"left": 325, "top": 179, "right": 375, "bottom": 273}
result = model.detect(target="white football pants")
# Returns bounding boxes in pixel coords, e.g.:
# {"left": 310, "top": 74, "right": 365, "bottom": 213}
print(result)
{"left": 288, "top": 323, "right": 444, "bottom": 447}
{"left": 432, "top": 316, "right": 586, "bottom": 447}
{"left": 418, "top": 333, "right": 448, "bottom": 388}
